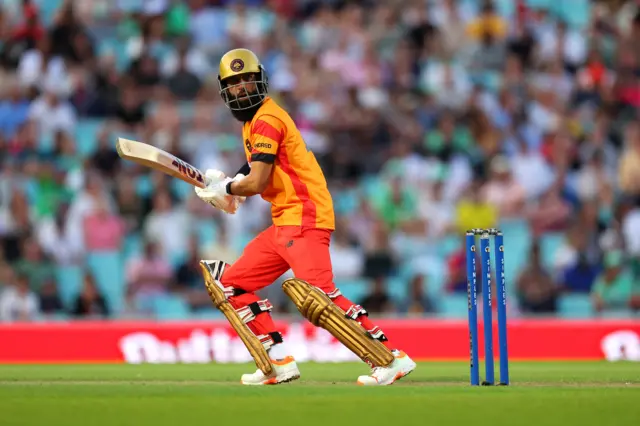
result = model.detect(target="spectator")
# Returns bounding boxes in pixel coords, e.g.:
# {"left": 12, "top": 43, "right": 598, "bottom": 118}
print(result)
{"left": 482, "top": 155, "right": 527, "bottom": 219}
{"left": 33, "top": 160, "right": 71, "bottom": 219}
{"left": 90, "top": 126, "right": 122, "bottom": 179}
{"left": 188, "top": 0, "right": 228, "bottom": 57}
{"left": 527, "top": 182, "right": 572, "bottom": 235}
{"left": 67, "top": 170, "right": 115, "bottom": 247}
{"left": 146, "top": 86, "right": 181, "bottom": 147}
{"left": 362, "top": 220, "right": 396, "bottom": 281}
{"left": 591, "top": 251, "right": 639, "bottom": 314}
{"left": 27, "top": 80, "right": 76, "bottom": 137}
{"left": 86, "top": 52, "right": 121, "bottom": 117}
{"left": 0, "top": 271, "right": 39, "bottom": 322}
{"left": 516, "top": 241, "right": 559, "bottom": 313}
{"left": 53, "top": 130, "right": 83, "bottom": 191}
{"left": 329, "top": 220, "right": 364, "bottom": 279}
{"left": 143, "top": 189, "right": 192, "bottom": 260}
{"left": 0, "top": 0, "right": 637, "bottom": 321}
{"left": 125, "top": 240, "right": 172, "bottom": 313}
{"left": 360, "top": 277, "right": 394, "bottom": 314}
{"left": 0, "top": 189, "right": 33, "bottom": 262}
{"left": 372, "top": 174, "right": 421, "bottom": 233}
{"left": 5, "top": 1, "right": 46, "bottom": 65}
{"left": 161, "top": 35, "right": 209, "bottom": 81}
{"left": 38, "top": 278, "right": 63, "bottom": 316}
{"left": 12, "top": 237, "right": 56, "bottom": 292}
{"left": 36, "top": 202, "right": 83, "bottom": 265}
{"left": 71, "top": 272, "right": 109, "bottom": 317}
{"left": 446, "top": 237, "right": 471, "bottom": 294}
{"left": 0, "top": 82, "right": 30, "bottom": 139}
{"left": 17, "top": 36, "right": 69, "bottom": 95}
{"left": 417, "top": 180, "right": 455, "bottom": 239}
{"left": 173, "top": 236, "right": 210, "bottom": 311}
{"left": 466, "top": 1, "right": 507, "bottom": 42}
{"left": 49, "top": 0, "right": 88, "bottom": 61}
{"left": 113, "top": 176, "right": 144, "bottom": 233}
{"left": 112, "top": 83, "right": 147, "bottom": 135}
{"left": 83, "top": 197, "right": 125, "bottom": 252}
{"left": 456, "top": 180, "right": 498, "bottom": 232}
{"left": 405, "top": 274, "right": 435, "bottom": 314}
{"left": 536, "top": 20, "right": 587, "bottom": 73}
{"left": 618, "top": 121, "right": 640, "bottom": 197}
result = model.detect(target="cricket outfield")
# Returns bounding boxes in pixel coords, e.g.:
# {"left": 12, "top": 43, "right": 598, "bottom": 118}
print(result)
{"left": 0, "top": 362, "right": 638, "bottom": 426}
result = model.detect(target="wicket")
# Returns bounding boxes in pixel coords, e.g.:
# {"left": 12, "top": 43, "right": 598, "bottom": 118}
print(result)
{"left": 466, "top": 228, "right": 509, "bottom": 386}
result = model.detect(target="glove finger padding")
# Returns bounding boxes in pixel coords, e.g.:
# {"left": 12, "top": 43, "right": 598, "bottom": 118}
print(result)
{"left": 205, "top": 169, "right": 226, "bottom": 184}
{"left": 283, "top": 278, "right": 395, "bottom": 368}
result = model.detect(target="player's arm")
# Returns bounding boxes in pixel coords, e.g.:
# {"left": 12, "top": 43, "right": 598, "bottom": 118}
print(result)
{"left": 227, "top": 161, "right": 272, "bottom": 196}
{"left": 227, "top": 116, "right": 283, "bottom": 197}
{"left": 234, "top": 162, "right": 251, "bottom": 177}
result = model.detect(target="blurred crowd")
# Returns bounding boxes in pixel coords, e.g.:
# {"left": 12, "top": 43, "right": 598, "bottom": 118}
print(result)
{"left": 0, "top": 0, "right": 639, "bottom": 322}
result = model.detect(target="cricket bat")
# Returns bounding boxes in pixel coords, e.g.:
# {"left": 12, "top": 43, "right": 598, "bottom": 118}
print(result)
{"left": 115, "top": 138, "right": 206, "bottom": 188}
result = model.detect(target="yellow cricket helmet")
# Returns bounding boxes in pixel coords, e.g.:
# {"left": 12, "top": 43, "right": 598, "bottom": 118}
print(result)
{"left": 218, "top": 48, "right": 269, "bottom": 111}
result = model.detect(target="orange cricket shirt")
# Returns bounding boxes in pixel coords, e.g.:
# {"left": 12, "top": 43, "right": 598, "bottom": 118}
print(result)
{"left": 241, "top": 97, "right": 335, "bottom": 230}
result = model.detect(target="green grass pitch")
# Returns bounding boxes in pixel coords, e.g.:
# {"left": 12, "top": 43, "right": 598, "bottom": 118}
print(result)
{"left": 0, "top": 362, "right": 638, "bottom": 426}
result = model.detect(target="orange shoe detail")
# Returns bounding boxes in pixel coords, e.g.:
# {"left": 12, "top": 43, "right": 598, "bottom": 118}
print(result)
{"left": 271, "top": 356, "right": 295, "bottom": 366}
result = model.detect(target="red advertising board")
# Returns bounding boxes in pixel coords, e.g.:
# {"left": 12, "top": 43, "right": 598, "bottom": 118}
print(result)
{"left": 0, "top": 319, "right": 638, "bottom": 364}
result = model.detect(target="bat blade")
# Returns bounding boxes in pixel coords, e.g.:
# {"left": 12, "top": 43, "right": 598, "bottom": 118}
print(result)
{"left": 115, "top": 137, "right": 206, "bottom": 188}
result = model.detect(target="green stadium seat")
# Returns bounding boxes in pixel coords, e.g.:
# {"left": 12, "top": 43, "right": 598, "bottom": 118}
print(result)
{"left": 152, "top": 295, "right": 190, "bottom": 320}
{"left": 123, "top": 233, "right": 143, "bottom": 260}
{"left": 33, "top": 0, "right": 64, "bottom": 25}
{"left": 525, "top": 0, "right": 552, "bottom": 9}
{"left": 386, "top": 276, "right": 409, "bottom": 306}
{"left": 193, "top": 308, "right": 224, "bottom": 320}
{"left": 135, "top": 174, "right": 153, "bottom": 197}
{"left": 171, "top": 177, "right": 193, "bottom": 201}
{"left": 75, "top": 119, "right": 105, "bottom": 157}
{"left": 558, "top": 294, "right": 593, "bottom": 318}
{"left": 196, "top": 219, "right": 219, "bottom": 246}
{"left": 439, "top": 294, "right": 469, "bottom": 318}
{"left": 86, "top": 251, "right": 125, "bottom": 314}
{"left": 540, "top": 232, "right": 565, "bottom": 270}
{"left": 55, "top": 265, "right": 84, "bottom": 310}
{"left": 599, "top": 310, "right": 638, "bottom": 319}
{"left": 551, "top": 0, "right": 590, "bottom": 28}
{"left": 335, "top": 278, "right": 370, "bottom": 303}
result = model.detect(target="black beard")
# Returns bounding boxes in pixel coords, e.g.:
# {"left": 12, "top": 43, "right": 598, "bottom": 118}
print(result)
{"left": 229, "top": 102, "right": 263, "bottom": 122}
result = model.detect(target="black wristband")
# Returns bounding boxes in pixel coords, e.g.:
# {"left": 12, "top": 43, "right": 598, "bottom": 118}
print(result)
{"left": 226, "top": 181, "right": 234, "bottom": 195}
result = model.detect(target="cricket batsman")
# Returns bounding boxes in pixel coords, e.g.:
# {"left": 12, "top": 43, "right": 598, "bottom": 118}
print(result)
{"left": 194, "top": 48, "right": 416, "bottom": 385}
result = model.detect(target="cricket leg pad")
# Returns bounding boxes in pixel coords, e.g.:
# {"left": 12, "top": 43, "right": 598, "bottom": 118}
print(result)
{"left": 282, "top": 278, "right": 394, "bottom": 368}
{"left": 200, "top": 260, "right": 273, "bottom": 375}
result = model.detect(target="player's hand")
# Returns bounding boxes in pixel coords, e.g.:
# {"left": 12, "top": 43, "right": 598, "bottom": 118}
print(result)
{"left": 202, "top": 169, "right": 226, "bottom": 186}
{"left": 194, "top": 171, "right": 245, "bottom": 214}
{"left": 232, "top": 173, "right": 247, "bottom": 207}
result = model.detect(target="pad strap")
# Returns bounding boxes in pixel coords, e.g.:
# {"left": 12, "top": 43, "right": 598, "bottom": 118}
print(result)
{"left": 326, "top": 289, "right": 342, "bottom": 299}
{"left": 345, "top": 304, "right": 368, "bottom": 320}
{"left": 257, "top": 332, "right": 283, "bottom": 351}
{"left": 236, "top": 299, "right": 273, "bottom": 323}
{"left": 367, "top": 326, "right": 388, "bottom": 342}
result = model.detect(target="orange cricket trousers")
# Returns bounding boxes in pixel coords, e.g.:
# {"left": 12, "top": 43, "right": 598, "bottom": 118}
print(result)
{"left": 219, "top": 225, "right": 392, "bottom": 349}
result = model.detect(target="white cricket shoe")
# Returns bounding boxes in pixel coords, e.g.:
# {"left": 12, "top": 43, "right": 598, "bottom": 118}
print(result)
{"left": 241, "top": 356, "right": 301, "bottom": 385}
{"left": 356, "top": 350, "right": 416, "bottom": 386}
